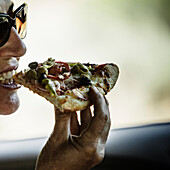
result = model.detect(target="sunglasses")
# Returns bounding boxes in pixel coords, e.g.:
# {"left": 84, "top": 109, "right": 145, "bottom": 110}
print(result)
{"left": 0, "top": 3, "right": 28, "bottom": 47}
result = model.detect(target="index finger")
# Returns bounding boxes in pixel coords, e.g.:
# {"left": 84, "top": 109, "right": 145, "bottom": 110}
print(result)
{"left": 81, "top": 86, "right": 111, "bottom": 143}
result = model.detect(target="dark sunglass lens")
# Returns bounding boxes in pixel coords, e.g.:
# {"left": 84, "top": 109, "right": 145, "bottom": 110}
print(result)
{"left": 16, "top": 5, "right": 27, "bottom": 39}
{"left": 0, "top": 17, "right": 10, "bottom": 47}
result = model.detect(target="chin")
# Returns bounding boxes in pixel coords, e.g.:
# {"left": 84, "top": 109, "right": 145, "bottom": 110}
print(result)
{"left": 0, "top": 91, "right": 20, "bottom": 115}
{"left": 0, "top": 103, "right": 20, "bottom": 115}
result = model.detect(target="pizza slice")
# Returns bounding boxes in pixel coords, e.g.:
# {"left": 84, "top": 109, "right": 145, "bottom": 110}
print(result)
{"left": 13, "top": 58, "right": 119, "bottom": 112}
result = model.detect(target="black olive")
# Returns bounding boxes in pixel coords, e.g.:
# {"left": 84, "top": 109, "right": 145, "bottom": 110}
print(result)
{"left": 38, "top": 73, "right": 47, "bottom": 83}
{"left": 28, "top": 62, "right": 38, "bottom": 69}
{"left": 80, "top": 75, "right": 91, "bottom": 86}
{"left": 71, "top": 65, "right": 78, "bottom": 74}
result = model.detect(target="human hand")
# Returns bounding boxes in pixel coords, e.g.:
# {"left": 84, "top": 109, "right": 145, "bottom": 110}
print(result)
{"left": 36, "top": 86, "right": 111, "bottom": 170}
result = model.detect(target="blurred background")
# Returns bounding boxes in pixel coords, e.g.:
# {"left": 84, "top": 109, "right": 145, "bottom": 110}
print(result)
{"left": 0, "top": 0, "right": 170, "bottom": 140}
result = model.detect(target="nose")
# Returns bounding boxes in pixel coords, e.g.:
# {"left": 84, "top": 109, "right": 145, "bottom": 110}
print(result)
{"left": 0, "top": 27, "right": 26, "bottom": 57}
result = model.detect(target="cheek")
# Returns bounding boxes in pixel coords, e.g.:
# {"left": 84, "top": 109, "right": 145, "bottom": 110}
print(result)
{"left": 0, "top": 91, "right": 20, "bottom": 115}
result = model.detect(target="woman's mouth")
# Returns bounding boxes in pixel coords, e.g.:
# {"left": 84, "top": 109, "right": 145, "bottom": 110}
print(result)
{"left": 0, "top": 70, "right": 21, "bottom": 90}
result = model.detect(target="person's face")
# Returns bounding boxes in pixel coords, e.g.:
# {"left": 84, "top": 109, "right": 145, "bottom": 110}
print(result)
{"left": 0, "top": 0, "right": 26, "bottom": 115}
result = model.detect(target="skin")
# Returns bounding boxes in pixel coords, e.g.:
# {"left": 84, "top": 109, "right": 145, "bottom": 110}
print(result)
{"left": 36, "top": 86, "right": 111, "bottom": 170}
{"left": 0, "top": 0, "right": 26, "bottom": 115}
{"left": 0, "top": 0, "right": 111, "bottom": 169}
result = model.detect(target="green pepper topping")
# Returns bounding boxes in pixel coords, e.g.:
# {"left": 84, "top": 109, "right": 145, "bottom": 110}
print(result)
{"left": 41, "top": 78, "right": 50, "bottom": 85}
{"left": 45, "top": 84, "right": 56, "bottom": 96}
{"left": 25, "top": 69, "right": 37, "bottom": 80}
{"left": 37, "top": 66, "right": 48, "bottom": 76}
{"left": 71, "top": 63, "right": 91, "bottom": 75}
{"left": 68, "top": 63, "right": 76, "bottom": 67}
{"left": 88, "top": 65, "right": 95, "bottom": 71}
{"left": 41, "top": 78, "right": 56, "bottom": 96}
{"left": 42, "top": 58, "right": 55, "bottom": 68}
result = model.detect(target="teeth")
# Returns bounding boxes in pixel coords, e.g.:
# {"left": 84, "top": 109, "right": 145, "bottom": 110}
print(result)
{"left": 2, "top": 72, "right": 7, "bottom": 79}
{"left": 0, "top": 70, "right": 16, "bottom": 84}
{"left": 5, "top": 79, "right": 9, "bottom": 84}
{"left": 0, "top": 70, "right": 15, "bottom": 79}
{"left": 10, "top": 79, "right": 13, "bottom": 83}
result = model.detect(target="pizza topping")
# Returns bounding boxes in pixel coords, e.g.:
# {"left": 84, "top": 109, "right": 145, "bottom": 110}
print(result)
{"left": 63, "top": 72, "right": 70, "bottom": 77}
{"left": 41, "top": 78, "right": 56, "bottom": 96}
{"left": 42, "top": 58, "right": 55, "bottom": 69}
{"left": 25, "top": 69, "right": 37, "bottom": 81}
{"left": 13, "top": 58, "right": 119, "bottom": 112}
{"left": 72, "top": 89, "right": 88, "bottom": 101}
{"left": 41, "top": 79, "right": 50, "bottom": 85}
{"left": 64, "top": 76, "right": 80, "bottom": 89}
{"left": 53, "top": 80, "right": 61, "bottom": 90}
{"left": 95, "top": 64, "right": 107, "bottom": 71}
{"left": 71, "top": 63, "right": 91, "bottom": 76}
{"left": 28, "top": 62, "right": 38, "bottom": 69}
{"left": 47, "top": 61, "right": 71, "bottom": 80}
{"left": 80, "top": 75, "right": 92, "bottom": 86}
{"left": 37, "top": 66, "right": 48, "bottom": 76}
{"left": 38, "top": 73, "right": 47, "bottom": 83}
{"left": 21, "top": 58, "right": 116, "bottom": 97}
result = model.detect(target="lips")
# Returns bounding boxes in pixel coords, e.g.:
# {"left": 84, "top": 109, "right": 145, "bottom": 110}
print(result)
{"left": 0, "top": 66, "right": 21, "bottom": 90}
{"left": 0, "top": 66, "right": 18, "bottom": 74}
{"left": 0, "top": 83, "right": 21, "bottom": 89}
